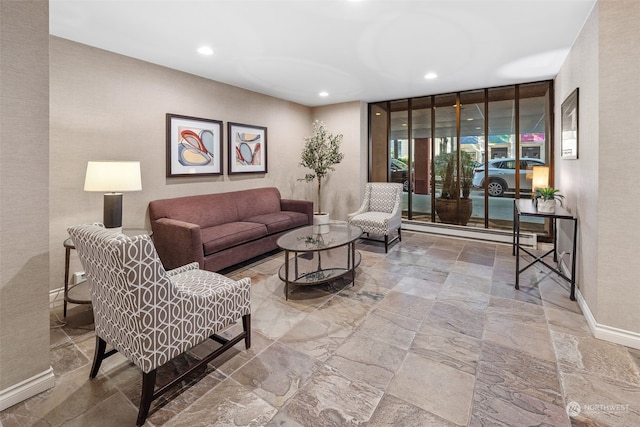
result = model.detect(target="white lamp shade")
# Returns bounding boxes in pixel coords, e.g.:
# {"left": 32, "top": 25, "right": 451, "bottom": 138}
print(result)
{"left": 532, "top": 166, "right": 549, "bottom": 192}
{"left": 84, "top": 161, "right": 142, "bottom": 192}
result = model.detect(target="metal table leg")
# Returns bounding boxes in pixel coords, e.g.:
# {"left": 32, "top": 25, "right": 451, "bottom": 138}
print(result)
{"left": 284, "top": 249, "right": 290, "bottom": 300}
{"left": 515, "top": 204, "right": 520, "bottom": 289}
{"left": 570, "top": 218, "right": 578, "bottom": 301}
{"left": 64, "top": 245, "right": 71, "bottom": 317}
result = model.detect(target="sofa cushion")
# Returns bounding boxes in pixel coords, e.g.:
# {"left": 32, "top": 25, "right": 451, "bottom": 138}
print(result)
{"left": 201, "top": 222, "right": 267, "bottom": 255}
{"left": 149, "top": 193, "right": 239, "bottom": 228}
{"left": 235, "top": 187, "right": 283, "bottom": 219}
{"left": 244, "top": 211, "right": 309, "bottom": 234}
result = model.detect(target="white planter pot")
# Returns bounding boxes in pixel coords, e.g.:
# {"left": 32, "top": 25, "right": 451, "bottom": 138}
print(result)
{"left": 313, "top": 213, "right": 330, "bottom": 234}
{"left": 537, "top": 199, "right": 556, "bottom": 213}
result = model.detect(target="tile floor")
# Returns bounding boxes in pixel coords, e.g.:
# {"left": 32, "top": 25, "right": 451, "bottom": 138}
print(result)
{"left": 2, "top": 231, "right": 639, "bottom": 426}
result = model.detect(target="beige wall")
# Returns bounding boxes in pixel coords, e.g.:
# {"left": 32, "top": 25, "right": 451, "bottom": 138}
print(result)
{"left": 0, "top": 0, "right": 53, "bottom": 404}
{"left": 554, "top": 1, "right": 600, "bottom": 315}
{"left": 555, "top": 0, "right": 640, "bottom": 342}
{"left": 596, "top": 0, "right": 640, "bottom": 333}
{"left": 5, "top": 0, "right": 636, "bottom": 411}
{"left": 49, "top": 36, "right": 365, "bottom": 292}
{"left": 311, "top": 101, "right": 368, "bottom": 220}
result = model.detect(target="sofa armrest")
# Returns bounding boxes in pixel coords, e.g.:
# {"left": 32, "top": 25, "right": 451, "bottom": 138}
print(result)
{"left": 281, "top": 198, "right": 314, "bottom": 225}
{"left": 151, "top": 218, "right": 204, "bottom": 270}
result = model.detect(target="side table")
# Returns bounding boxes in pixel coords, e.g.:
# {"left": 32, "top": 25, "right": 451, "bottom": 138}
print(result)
{"left": 512, "top": 199, "right": 578, "bottom": 300}
{"left": 63, "top": 227, "right": 149, "bottom": 317}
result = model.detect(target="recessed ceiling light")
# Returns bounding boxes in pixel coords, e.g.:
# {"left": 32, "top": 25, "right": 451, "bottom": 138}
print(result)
{"left": 424, "top": 72, "right": 438, "bottom": 80}
{"left": 467, "top": 118, "right": 474, "bottom": 121}
{"left": 375, "top": 112, "right": 381, "bottom": 116}
{"left": 319, "top": 91, "right": 329, "bottom": 97}
{"left": 197, "top": 46, "right": 214, "bottom": 55}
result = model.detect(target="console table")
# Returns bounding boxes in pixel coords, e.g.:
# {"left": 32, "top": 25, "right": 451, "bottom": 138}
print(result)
{"left": 512, "top": 199, "right": 578, "bottom": 300}
{"left": 276, "top": 222, "right": 363, "bottom": 300}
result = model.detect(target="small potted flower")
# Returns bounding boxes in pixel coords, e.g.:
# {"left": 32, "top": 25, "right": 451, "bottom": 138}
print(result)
{"left": 535, "top": 187, "right": 565, "bottom": 213}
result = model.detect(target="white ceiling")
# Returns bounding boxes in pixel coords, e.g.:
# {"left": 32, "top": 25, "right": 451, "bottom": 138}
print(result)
{"left": 49, "top": 0, "right": 596, "bottom": 107}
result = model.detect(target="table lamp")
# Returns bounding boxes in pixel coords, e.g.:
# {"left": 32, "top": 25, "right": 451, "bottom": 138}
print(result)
{"left": 531, "top": 165, "right": 549, "bottom": 199}
{"left": 84, "top": 161, "right": 142, "bottom": 230}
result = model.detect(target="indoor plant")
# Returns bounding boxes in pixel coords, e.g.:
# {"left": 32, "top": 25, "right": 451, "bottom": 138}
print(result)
{"left": 299, "top": 120, "right": 344, "bottom": 230}
{"left": 434, "top": 150, "right": 475, "bottom": 225}
{"left": 535, "top": 187, "right": 565, "bottom": 213}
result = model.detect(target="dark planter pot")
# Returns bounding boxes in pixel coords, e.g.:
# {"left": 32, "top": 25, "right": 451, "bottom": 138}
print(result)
{"left": 435, "top": 198, "right": 473, "bottom": 226}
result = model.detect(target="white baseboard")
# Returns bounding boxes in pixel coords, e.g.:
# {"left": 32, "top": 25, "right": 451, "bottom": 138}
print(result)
{"left": 402, "top": 220, "right": 537, "bottom": 248}
{"left": 0, "top": 367, "right": 55, "bottom": 411}
{"left": 576, "top": 289, "right": 640, "bottom": 350}
{"left": 558, "top": 254, "right": 640, "bottom": 351}
{"left": 50, "top": 287, "right": 64, "bottom": 307}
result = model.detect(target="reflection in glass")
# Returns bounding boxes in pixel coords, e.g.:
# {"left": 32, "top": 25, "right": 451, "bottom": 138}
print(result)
{"left": 370, "top": 103, "right": 388, "bottom": 183}
{"left": 411, "top": 97, "right": 432, "bottom": 221}
{"left": 390, "top": 100, "right": 409, "bottom": 200}
{"left": 368, "top": 81, "right": 552, "bottom": 235}
{"left": 460, "top": 90, "right": 485, "bottom": 227}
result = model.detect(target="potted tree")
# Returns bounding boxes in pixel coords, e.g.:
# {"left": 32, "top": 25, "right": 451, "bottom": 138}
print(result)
{"left": 535, "top": 187, "right": 565, "bottom": 213}
{"left": 299, "top": 120, "right": 344, "bottom": 232}
{"left": 434, "top": 150, "right": 475, "bottom": 226}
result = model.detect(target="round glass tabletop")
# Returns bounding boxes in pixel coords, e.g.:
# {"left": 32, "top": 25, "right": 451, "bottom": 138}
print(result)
{"left": 277, "top": 222, "right": 363, "bottom": 252}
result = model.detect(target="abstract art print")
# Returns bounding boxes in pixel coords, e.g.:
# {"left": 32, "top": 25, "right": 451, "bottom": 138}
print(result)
{"left": 228, "top": 122, "right": 267, "bottom": 174}
{"left": 166, "top": 114, "right": 223, "bottom": 177}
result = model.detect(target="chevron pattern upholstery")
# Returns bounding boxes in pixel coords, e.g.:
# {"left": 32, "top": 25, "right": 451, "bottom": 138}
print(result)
{"left": 347, "top": 182, "right": 403, "bottom": 252}
{"left": 67, "top": 223, "right": 251, "bottom": 426}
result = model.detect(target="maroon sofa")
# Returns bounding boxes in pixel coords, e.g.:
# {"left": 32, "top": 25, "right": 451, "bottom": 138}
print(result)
{"left": 148, "top": 187, "right": 313, "bottom": 272}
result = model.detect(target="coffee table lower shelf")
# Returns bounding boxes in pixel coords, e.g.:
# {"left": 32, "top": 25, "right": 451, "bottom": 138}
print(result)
{"left": 278, "top": 247, "right": 361, "bottom": 299}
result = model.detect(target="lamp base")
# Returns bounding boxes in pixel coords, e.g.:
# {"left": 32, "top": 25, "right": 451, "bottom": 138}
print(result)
{"left": 103, "top": 193, "right": 123, "bottom": 229}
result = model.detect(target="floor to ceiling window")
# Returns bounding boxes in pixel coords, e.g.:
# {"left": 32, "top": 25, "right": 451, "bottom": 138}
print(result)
{"left": 368, "top": 80, "right": 553, "bottom": 235}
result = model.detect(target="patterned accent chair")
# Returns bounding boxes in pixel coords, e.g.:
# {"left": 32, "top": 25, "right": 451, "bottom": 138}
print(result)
{"left": 67, "top": 224, "right": 251, "bottom": 426}
{"left": 347, "top": 182, "right": 403, "bottom": 253}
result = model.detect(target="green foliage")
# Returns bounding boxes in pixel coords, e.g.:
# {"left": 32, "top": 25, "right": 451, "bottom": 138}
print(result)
{"left": 299, "top": 120, "right": 344, "bottom": 214}
{"left": 535, "top": 187, "right": 565, "bottom": 204}
{"left": 434, "top": 151, "right": 475, "bottom": 199}
{"left": 299, "top": 120, "right": 344, "bottom": 181}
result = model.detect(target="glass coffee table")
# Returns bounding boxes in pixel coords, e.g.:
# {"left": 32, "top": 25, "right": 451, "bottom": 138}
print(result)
{"left": 277, "top": 222, "right": 363, "bottom": 300}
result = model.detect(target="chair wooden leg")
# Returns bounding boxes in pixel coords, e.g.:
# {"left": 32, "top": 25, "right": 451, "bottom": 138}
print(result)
{"left": 398, "top": 227, "right": 402, "bottom": 241}
{"left": 243, "top": 314, "right": 251, "bottom": 349}
{"left": 137, "top": 369, "right": 157, "bottom": 426}
{"left": 131, "top": 313, "right": 250, "bottom": 425}
{"left": 89, "top": 336, "right": 107, "bottom": 379}
{"left": 384, "top": 235, "right": 389, "bottom": 253}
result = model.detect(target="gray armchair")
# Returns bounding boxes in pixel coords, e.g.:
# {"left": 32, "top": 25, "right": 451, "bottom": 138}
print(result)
{"left": 347, "top": 182, "right": 403, "bottom": 252}
{"left": 67, "top": 224, "right": 251, "bottom": 426}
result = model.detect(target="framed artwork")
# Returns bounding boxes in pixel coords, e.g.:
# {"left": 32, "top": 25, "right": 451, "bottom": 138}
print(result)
{"left": 228, "top": 122, "right": 267, "bottom": 174}
{"left": 166, "top": 113, "right": 223, "bottom": 177}
{"left": 561, "top": 88, "right": 579, "bottom": 160}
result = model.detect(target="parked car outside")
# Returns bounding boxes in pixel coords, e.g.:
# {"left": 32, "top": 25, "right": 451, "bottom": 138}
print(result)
{"left": 472, "top": 158, "right": 545, "bottom": 197}
{"left": 390, "top": 158, "right": 410, "bottom": 192}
